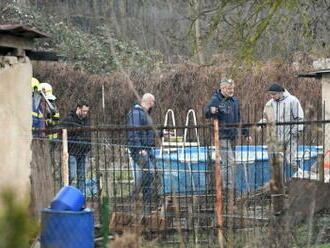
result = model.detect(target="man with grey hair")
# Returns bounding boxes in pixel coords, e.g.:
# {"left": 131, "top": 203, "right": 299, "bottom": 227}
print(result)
{"left": 205, "top": 79, "right": 252, "bottom": 202}
{"left": 127, "top": 93, "right": 160, "bottom": 215}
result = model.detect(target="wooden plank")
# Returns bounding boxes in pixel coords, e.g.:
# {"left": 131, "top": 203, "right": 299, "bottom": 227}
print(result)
{"left": 62, "top": 129, "right": 69, "bottom": 186}
{"left": 264, "top": 104, "right": 285, "bottom": 214}
{"left": 317, "top": 154, "right": 324, "bottom": 182}
{"left": 0, "top": 34, "right": 34, "bottom": 50}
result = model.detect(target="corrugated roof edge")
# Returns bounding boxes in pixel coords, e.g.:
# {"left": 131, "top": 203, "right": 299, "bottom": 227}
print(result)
{"left": 296, "top": 69, "right": 330, "bottom": 79}
{"left": 0, "top": 24, "right": 50, "bottom": 38}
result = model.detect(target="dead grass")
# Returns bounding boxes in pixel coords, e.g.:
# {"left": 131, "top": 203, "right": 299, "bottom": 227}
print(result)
{"left": 108, "top": 232, "right": 140, "bottom": 248}
{"left": 32, "top": 58, "right": 320, "bottom": 127}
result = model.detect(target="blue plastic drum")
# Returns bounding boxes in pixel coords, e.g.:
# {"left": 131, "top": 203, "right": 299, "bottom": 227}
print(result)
{"left": 50, "top": 186, "right": 85, "bottom": 211}
{"left": 40, "top": 208, "right": 94, "bottom": 248}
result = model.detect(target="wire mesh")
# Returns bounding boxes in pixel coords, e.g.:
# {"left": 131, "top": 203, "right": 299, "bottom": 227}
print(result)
{"left": 31, "top": 118, "right": 330, "bottom": 247}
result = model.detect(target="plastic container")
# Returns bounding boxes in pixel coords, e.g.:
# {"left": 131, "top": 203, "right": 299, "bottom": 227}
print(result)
{"left": 50, "top": 186, "right": 85, "bottom": 211}
{"left": 40, "top": 208, "right": 94, "bottom": 248}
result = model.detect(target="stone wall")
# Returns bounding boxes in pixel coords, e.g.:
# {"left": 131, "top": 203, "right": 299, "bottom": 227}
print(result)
{"left": 0, "top": 56, "right": 32, "bottom": 208}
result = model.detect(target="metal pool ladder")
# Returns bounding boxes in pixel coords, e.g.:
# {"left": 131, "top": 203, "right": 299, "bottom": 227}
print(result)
{"left": 160, "top": 109, "right": 178, "bottom": 155}
{"left": 160, "top": 109, "right": 200, "bottom": 155}
{"left": 182, "top": 109, "right": 200, "bottom": 150}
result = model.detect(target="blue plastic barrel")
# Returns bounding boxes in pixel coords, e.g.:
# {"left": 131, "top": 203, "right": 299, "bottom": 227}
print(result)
{"left": 50, "top": 186, "right": 85, "bottom": 211}
{"left": 40, "top": 208, "right": 94, "bottom": 248}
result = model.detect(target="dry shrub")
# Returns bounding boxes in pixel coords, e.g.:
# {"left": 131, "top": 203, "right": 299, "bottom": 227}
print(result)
{"left": 108, "top": 232, "right": 140, "bottom": 248}
{"left": 32, "top": 59, "right": 320, "bottom": 126}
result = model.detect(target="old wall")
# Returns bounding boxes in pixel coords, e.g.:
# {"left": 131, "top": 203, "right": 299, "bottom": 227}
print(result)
{"left": 30, "top": 140, "right": 57, "bottom": 218}
{"left": 0, "top": 56, "right": 32, "bottom": 207}
{"left": 322, "top": 73, "right": 330, "bottom": 162}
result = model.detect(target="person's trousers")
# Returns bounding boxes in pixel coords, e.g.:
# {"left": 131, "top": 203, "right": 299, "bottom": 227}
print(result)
{"left": 129, "top": 150, "right": 160, "bottom": 208}
{"left": 219, "top": 139, "right": 236, "bottom": 190}
{"left": 69, "top": 155, "right": 86, "bottom": 194}
{"left": 219, "top": 139, "right": 236, "bottom": 218}
{"left": 280, "top": 136, "right": 299, "bottom": 175}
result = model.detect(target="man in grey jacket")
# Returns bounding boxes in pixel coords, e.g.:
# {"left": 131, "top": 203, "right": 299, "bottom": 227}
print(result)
{"left": 261, "top": 83, "right": 304, "bottom": 173}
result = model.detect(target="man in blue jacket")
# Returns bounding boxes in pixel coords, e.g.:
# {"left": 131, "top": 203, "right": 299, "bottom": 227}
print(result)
{"left": 127, "top": 93, "right": 160, "bottom": 214}
{"left": 205, "top": 79, "right": 252, "bottom": 195}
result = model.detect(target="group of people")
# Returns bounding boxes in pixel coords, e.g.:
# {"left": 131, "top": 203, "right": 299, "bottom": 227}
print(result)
{"left": 128, "top": 80, "right": 304, "bottom": 213}
{"left": 31, "top": 77, "right": 91, "bottom": 194}
{"left": 31, "top": 76, "right": 304, "bottom": 203}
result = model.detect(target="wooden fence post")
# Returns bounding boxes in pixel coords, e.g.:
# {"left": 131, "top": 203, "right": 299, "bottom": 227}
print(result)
{"left": 264, "top": 105, "right": 285, "bottom": 214}
{"left": 317, "top": 154, "right": 324, "bottom": 182}
{"left": 62, "top": 128, "right": 69, "bottom": 186}
{"left": 264, "top": 105, "right": 287, "bottom": 246}
{"left": 213, "top": 119, "right": 224, "bottom": 248}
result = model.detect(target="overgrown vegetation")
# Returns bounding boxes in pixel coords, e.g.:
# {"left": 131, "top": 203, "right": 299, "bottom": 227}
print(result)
{"left": 0, "top": 3, "right": 164, "bottom": 75}
{"left": 0, "top": 188, "right": 39, "bottom": 248}
{"left": 14, "top": 0, "right": 330, "bottom": 64}
{"left": 2, "top": 1, "right": 330, "bottom": 247}
{"left": 33, "top": 59, "right": 319, "bottom": 126}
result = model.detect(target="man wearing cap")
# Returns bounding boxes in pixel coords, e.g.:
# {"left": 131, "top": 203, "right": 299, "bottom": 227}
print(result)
{"left": 260, "top": 83, "right": 304, "bottom": 174}
{"left": 204, "top": 79, "right": 252, "bottom": 195}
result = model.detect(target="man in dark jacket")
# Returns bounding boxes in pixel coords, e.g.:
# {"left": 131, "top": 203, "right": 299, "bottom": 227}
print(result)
{"left": 204, "top": 79, "right": 252, "bottom": 192}
{"left": 62, "top": 101, "right": 91, "bottom": 194}
{"left": 127, "top": 93, "right": 160, "bottom": 214}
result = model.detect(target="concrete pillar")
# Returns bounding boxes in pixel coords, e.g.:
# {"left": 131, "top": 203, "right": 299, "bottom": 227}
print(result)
{"left": 0, "top": 56, "right": 32, "bottom": 207}
{"left": 322, "top": 74, "right": 330, "bottom": 163}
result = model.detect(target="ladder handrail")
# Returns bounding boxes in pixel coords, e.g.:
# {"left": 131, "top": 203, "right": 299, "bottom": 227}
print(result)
{"left": 163, "top": 109, "right": 177, "bottom": 136}
{"left": 182, "top": 109, "right": 200, "bottom": 193}
{"left": 183, "top": 109, "right": 200, "bottom": 150}
{"left": 160, "top": 109, "right": 177, "bottom": 155}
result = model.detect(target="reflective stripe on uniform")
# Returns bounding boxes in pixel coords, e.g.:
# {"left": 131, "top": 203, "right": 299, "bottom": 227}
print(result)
{"left": 46, "top": 119, "right": 54, "bottom": 125}
{"left": 32, "top": 112, "right": 43, "bottom": 118}
{"left": 48, "top": 133, "right": 58, "bottom": 139}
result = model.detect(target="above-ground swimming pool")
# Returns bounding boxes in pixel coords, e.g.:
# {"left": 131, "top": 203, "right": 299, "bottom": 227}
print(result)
{"left": 130, "top": 145, "right": 322, "bottom": 194}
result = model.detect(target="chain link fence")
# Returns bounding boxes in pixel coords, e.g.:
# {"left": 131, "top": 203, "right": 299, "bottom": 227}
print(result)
{"left": 31, "top": 118, "right": 330, "bottom": 247}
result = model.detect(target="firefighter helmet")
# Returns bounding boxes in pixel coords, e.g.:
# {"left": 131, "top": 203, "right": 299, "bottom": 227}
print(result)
{"left": 39, "top": 82, "right": 56, "bottom": 100}
{"left": 31, "top": 77, "right": 40, "bottom": 92}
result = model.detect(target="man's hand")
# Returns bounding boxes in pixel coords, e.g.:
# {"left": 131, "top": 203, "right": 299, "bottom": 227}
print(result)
{"left": 256, "top": 119, "right": 266, "bottom": 132}
{"left": 210, "top": 106, "right": 218, "bottom": 114}
{"left": 255, "top": 126, "right": 262, "bottom": 133}
{"left": 245, "top": 136, "right": 252, "bottom": 144}
{"left": 163, "top": 129, "right": 175, "bottom": 138}
{"left": 139, "top": 150, "right": 148, "bottom": 156}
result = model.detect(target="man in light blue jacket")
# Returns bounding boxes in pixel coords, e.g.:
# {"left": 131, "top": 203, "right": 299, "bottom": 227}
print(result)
{"left": 261, "top": 83, "right": 304, "bottom": 173}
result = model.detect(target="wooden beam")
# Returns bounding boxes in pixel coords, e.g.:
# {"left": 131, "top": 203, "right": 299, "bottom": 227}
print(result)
{"left": 264, "top": 105, "right": 285, "bottom": 215}
{"left": 0, "top": 34, "right": 34, "bottom": 50}
{"left": 213, "top": 119, "right": 225, "bottom": 248}
{"left": 62, "top": 129, "right": 69, "bottom": 186}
